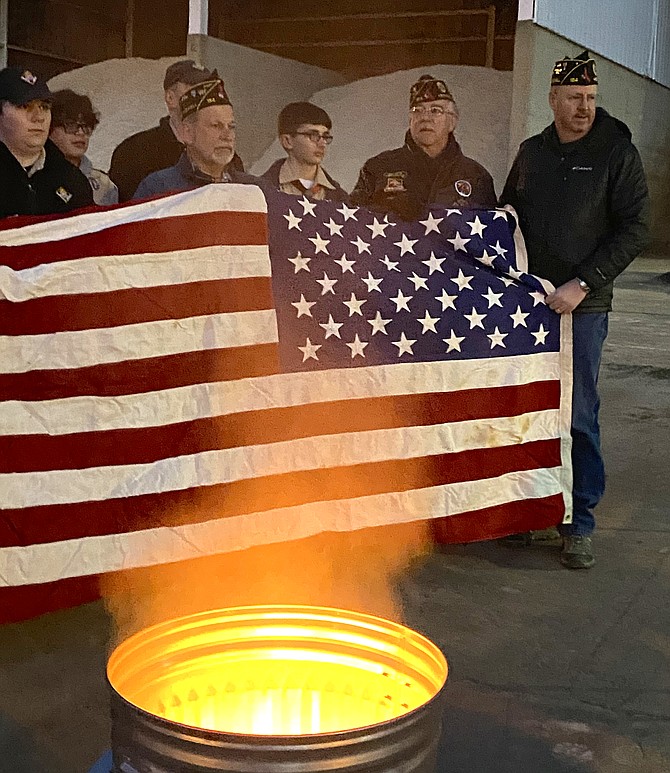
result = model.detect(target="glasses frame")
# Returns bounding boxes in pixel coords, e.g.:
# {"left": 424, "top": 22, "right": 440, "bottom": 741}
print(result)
{"left": 293, "top": 130, "right": 334, "bottom": 145}
{"left": 409, "top": 105, "right": 457, "bottom": 118}
{"left": 59, "top": 121, "right": 95, "bottom": 136}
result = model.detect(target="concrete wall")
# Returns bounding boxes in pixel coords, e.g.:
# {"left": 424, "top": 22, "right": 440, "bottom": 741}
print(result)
{"left": 509, "top": 22, "right": 670, "bottom": 253}
{"left": 534, "top": 0, "right": 669, "bottom": 88}
{"left": 186, "top": 35, "right": 348, "bottom": 168}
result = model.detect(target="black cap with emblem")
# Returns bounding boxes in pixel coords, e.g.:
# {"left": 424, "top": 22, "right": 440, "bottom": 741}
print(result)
{"left": 551, "top": 50, "right": 598, "bottom": 86}
{"left": 409, "top": 74, "right": 454, "bottom": 107}
{"left": 179, "top": 75, "right": 231, "bottom": 120}
{"left": 0, "top": 67, "right": 52, "bottom": 106}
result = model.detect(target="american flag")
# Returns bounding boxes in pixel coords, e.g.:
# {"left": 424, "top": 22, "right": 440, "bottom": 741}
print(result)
{"left": 0, "top": 185, "right": 571, "bottom": 624}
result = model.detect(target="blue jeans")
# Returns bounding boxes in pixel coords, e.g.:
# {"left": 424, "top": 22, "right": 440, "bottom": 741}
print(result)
{"left": 560, "top": 312, "right": 609, "bottom": 537}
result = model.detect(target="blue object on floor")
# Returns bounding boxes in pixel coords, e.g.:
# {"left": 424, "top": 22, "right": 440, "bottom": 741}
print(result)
{"left": 88, "top": 750, "right": 113, "bottom": 773}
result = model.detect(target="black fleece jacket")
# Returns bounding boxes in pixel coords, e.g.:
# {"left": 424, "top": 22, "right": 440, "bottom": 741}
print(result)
{"left": 350, "top": 132, "right": 496, "bottom": 221}
{"left": 0, "top": 139, "right": 93, "bottom": 220}
{"left": 500, "top": 108, "right": 650, "bottom": 313}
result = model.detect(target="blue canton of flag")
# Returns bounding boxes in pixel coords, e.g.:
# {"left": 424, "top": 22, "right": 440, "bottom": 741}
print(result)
{"left": 265, "top": 192, "right": 558, "bottom": 371}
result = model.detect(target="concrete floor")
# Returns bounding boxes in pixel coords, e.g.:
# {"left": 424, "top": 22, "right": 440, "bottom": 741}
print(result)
{"left": 0, "top": 257, "right": 668, "bottom": 773}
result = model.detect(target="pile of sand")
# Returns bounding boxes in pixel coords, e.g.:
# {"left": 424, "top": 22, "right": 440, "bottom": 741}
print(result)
{"left": 50, "top": 59, "right": 512, "bottom": 194}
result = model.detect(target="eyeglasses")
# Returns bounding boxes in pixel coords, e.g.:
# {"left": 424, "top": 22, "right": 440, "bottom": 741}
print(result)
{"left": 60, "top": 121, "right": 94, "bottom": 136}
{"left": 409, "top": 105, "right": 456, "bottom": 118}
{"left": 293, "top": 130, "right": 333, "bottom": 144}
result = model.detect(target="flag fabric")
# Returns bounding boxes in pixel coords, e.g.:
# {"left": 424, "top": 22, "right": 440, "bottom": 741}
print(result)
{"left": 0, "top": 185, "right": 572, "bottom": 624}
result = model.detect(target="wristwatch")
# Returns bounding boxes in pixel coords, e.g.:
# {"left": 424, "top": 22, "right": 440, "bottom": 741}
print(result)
{"left": 576, "top": 278, "right": 591, "bottom": 294}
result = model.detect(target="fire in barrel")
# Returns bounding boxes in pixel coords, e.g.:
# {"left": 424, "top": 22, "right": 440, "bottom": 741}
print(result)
{"left": 107, "top": 605, "right": 447, "bottom": 772}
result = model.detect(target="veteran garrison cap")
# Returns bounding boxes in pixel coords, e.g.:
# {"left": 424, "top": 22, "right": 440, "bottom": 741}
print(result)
{"left": 0, "top": 67, "right": 52, "bottom": 106}
{"left": 551, "top": 50, "right": 598, "bottom": 86}
{"left": 409, "top": 74, "right": 454, "bottom": 107}
{"left": 179, "top": 75, "right": 231, "bottom": 120}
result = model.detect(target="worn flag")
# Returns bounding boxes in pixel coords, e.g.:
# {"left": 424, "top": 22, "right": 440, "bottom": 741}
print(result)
{"left": 0, "top": 186, "right": 571, "bottom": 623}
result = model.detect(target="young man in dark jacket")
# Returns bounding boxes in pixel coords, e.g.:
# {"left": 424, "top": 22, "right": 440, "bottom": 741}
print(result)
{"left": 108, "top": 60, "right": 244, "bottom": 202}
{"left": 500, "top": 51, "right": 650, "bottom": 569}
{"left": 0, "top": 67, "right": 93, "bottom": 220}
{"left": 261, "top": 102, "right": 348, "bottom": 203}
{"left": 350, "top": 75, "right": 496, "bottom": 220}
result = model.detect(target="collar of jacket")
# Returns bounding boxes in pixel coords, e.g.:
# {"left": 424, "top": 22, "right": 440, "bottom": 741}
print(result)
{"left": 278, "top": 157, "right": 335, "bottom": 190}
{"left": 78, "top": 155, "right": 93, "bottom": 176}
{"left": 404, "top": 130, "right": 462, "bottom": 163}
{"left": 0, "top": 138, "right": 48, "bottom": 175}
{"left": 159, "top": 115, "right": 180, "bottom": 139}
{"left": 176, "top": 151, "right": 232, "bottom": 184}
{"left": 542, "top": 107, "right": 633, "bottom": 153}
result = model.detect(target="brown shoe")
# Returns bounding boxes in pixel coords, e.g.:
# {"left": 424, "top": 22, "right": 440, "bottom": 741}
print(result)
{"left": 530, "top": 526, "right": 562, "bottom": 544}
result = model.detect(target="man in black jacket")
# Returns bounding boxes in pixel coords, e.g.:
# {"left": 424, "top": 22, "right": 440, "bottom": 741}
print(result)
{"left": 501, "top": 51, "right": 650, "bottom": 569}
{"left": 0, "top": 67, "right": 93, "bottom": 220}
{"left": 108, "top": 60, "right": 244, "bottom": 201}
{"left": 350, "top": 74, "right": 496, "bottom": 220}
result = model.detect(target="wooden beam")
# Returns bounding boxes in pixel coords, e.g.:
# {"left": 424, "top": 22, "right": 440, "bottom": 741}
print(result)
{"left": 485, "top": 4, "right": 496, "bottom": 68}
{"left": 243, "top": 35, "right": 512, "bottom": 50}
{"left": 232, "top": 9, "right": 493, "bottom": 25}
{"left": 6, "top": 44, "right": 87, "bottom": 66}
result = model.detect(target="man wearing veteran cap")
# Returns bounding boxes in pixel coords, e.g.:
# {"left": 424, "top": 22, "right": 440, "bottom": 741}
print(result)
{"left": 109, "top": 60, "right": 244, "bottom": 201}
{"left": 133, "top": 76, "right": 259, "bottom": 198}
{"left": 501, "top": 51, "right": 649, "bottom": 569}
{"left": 351, "top": 74, "right": 496, "bottom": 220}
{"left": 0, "top": 66, "right": 93, "bottom": 219}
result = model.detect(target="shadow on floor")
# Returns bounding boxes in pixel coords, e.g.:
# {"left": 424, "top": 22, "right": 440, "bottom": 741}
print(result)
{"left": 436, "top": 699, "right": 594, "bottom": 773}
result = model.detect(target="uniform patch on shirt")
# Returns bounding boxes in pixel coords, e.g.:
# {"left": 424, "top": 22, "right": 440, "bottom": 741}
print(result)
{"left": 454, "top": 179, "right": 472, "bottom": 198}
{"left": 383, "top": 171, "right": 407, "bottom": 194}
{"left": 21, "top": 70, "right": 38, "bottom": 85}
{"left": 55, "top": 186, "right": 72, "bottom": 203}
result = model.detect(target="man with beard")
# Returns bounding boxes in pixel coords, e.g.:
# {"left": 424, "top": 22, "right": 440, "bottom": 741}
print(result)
{"left": 350, "top": 74, "right": 496, "bottom": 220}
{"left": 500, "top": 51, "right": 649, "bottom": 569}
{"left": 109, "top": 60, "right": 244, "bottom": 201}
{"left": 133, "top": 76, "right": 260, "bottom": 198}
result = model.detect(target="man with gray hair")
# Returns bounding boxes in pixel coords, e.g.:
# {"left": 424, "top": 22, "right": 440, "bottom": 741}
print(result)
{"left": 351, "top": 74, "right": 496, "bottom": 220}
{"left": 133, "top": 76, "right": 261, "bottom": 198}
{"left": 109, "top": 60, "right": 243, "bottom": 201}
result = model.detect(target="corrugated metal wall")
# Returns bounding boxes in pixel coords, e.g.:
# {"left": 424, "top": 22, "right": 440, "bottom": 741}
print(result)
{"left": 534, "top": 0, "right": 669, "bottom": 88}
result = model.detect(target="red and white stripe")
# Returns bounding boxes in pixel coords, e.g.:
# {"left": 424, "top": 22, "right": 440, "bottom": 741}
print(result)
{"left": 0, "top": 186, "right": 572, "bottom": 622}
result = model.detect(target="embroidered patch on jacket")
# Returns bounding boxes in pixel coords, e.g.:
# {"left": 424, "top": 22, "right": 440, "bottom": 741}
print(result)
{"left": 454, "top": 179, "right": 472, "bottom": 198}
{"left": 21, "top": 70, "right": 38, "bottom": 85}
{"left": 383, "top": 171, "right": 407, "bottom": 194}
{"left": 56, "top": 186, "right": 73, "bottom": 203}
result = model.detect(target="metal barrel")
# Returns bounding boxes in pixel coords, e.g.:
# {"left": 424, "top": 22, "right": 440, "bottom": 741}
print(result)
{"left": 108, "top": 605, "right": 448, "bottom": 773}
